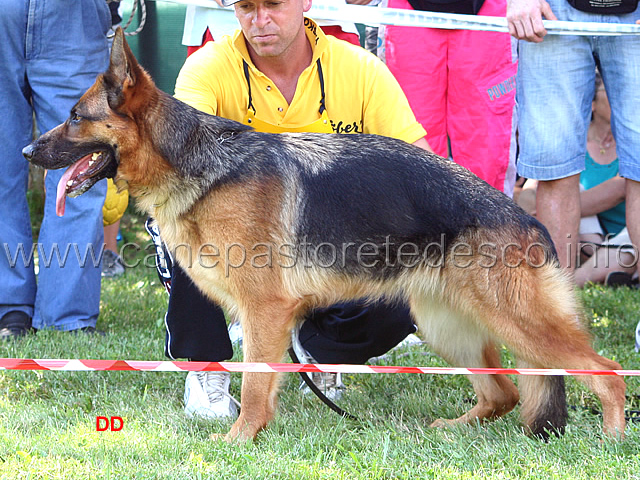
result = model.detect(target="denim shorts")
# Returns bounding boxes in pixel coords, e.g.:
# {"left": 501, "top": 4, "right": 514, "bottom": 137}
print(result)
{"left": 516, "top": 1, "right": 640, "bottom": 181}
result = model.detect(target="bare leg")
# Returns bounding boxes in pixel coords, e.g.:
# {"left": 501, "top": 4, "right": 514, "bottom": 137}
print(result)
{"left": 104, "top": 220, "right": 120, "bottom": 252}
{"left": 625, "top": 179, "right": 640, "bottom": 277}
{"left": 536, "top": 175, "right": 581, "bottom": 271}
{"left": 575, "top": 249, "right": 636, "bottom": 287}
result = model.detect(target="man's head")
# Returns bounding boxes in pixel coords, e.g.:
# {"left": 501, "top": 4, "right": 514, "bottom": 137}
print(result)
{"left": 227, "top": 0, "right": 312, "bottom": 59}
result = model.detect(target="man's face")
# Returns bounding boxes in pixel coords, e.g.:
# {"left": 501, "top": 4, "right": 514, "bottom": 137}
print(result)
{"left": 234, "top": 0, "right": 312, "bottom": 58}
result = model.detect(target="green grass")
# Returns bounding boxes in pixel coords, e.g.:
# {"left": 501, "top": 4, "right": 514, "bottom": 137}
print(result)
{"left": 1, "top": 211, "right": 639, "bottom": 479}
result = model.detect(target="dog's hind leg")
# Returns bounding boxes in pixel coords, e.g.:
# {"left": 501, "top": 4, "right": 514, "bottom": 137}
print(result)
{"left": 225, "top": 297, "right": 298, "bottom": 442}
{"left": 409, "top": 296, "right": 520, "bottom": 428}
{"left": 472, "top": 264, "right": 626, "bottom": 439}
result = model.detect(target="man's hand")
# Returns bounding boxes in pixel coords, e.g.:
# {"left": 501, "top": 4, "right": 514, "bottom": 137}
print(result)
{"left": 506, "top": 0, "right": 557, "bottom": 42}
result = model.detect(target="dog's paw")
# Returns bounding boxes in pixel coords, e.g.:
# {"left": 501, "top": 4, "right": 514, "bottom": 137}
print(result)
{"left": 210, "top": 431, "right": 255, "bottom": 444}
{"left": 429, "top": 418, "right": 456, "bottom": 429}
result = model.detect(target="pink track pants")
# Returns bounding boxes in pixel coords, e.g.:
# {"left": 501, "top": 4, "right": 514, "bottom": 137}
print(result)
{"left": 385, "top": 0, "right": 518, "bottom": 194}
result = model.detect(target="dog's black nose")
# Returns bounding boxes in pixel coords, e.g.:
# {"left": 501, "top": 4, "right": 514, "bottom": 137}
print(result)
{"left": 22, "top": 143, "right": 35, "bottom": 161}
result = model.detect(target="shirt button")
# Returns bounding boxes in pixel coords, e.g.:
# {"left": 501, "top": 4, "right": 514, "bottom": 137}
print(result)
{"left": 266, "top": 86, "right": 271, "bottom": 91}
{"left": 278, "top": 107, "right": 283, "bottom": 112}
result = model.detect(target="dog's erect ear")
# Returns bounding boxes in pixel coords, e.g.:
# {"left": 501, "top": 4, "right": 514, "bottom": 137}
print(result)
{"left": 105, "top": 27, "right": 141, "bottom": 110}
{"left": 109, "top": 27, "right": 138, "bottom": 85}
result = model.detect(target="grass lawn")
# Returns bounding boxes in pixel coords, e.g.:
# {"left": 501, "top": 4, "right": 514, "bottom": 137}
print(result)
{"left": 0, "top": 210, "right": 639, "bottom": 479}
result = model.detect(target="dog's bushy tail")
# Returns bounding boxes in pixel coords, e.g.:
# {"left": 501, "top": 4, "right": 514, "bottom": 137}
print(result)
{"left": 519, "top": 373, "right": 568, "bottom": 440}
{"left": 510, "top": 260, "right": 572, "bottom": 440}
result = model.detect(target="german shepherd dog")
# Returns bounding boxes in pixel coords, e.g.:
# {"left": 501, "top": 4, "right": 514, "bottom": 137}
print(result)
{"left": 24, "top": 29, "right": 626, "bottom": 442}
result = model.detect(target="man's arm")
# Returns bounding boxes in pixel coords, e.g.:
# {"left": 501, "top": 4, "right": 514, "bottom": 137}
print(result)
{"left": 412, "top": 137, "right": 434, "bottom": 153}
{"left": 580, "top": 176, "right": 626, "bottom": 218}
{"left": 506, "top": 0, "right": 557, "bottom": 42}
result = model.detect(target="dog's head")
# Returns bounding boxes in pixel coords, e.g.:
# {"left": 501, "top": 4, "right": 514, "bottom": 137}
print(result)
{"left": 23, "top": 28, "right": 156, "bottom": 216}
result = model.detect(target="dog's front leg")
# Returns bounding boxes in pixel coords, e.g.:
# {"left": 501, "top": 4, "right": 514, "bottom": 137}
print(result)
{"left": 225, "top": 299, "right": 297, "bottom": 442}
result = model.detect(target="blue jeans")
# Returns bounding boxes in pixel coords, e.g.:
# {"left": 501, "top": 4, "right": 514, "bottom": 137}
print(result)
{"left": 0, "top": 0, "right": 111, "bottom": 330}
{"left": 516, "top": 1, "right": 640, "bottom": 181}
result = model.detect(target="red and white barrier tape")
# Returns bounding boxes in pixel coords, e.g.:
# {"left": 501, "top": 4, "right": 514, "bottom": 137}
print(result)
{"left": 157, "top": 0, "right": 640, "bottom": 36}
{"left": 0, "top": 358, "right": 639, "bottom": 376}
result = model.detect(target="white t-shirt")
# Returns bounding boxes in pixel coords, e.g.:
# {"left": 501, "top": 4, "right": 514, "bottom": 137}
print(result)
{"left": 181, "top": 0, "right": 358, "bottom": 46}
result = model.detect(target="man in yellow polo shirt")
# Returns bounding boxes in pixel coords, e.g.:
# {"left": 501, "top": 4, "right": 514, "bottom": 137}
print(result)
{"left": 157, "top": 0, "right": 432, "bottom": 419}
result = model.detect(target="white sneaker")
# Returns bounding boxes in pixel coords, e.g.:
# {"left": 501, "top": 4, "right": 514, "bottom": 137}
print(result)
{"left": 228, "top": 321, "right": 243, "bottom": 346}
{"left": 368, "top": 333, "right": 422, "bottom": 364}
{"left": 184, "top": 371, "right": 240, "bottom": 419}
{"left": 291, "top": 326, "right": 345, "bottom": 401}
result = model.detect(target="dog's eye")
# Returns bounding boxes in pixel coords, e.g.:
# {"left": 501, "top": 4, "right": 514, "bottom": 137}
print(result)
{"left": 70, "top": 112, "right": 82, "bottom": 124}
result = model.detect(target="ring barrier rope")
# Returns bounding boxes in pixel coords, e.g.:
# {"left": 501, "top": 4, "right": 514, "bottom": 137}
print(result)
{"left": 1, "top": 358, "right": 639, "bottom": 375}
{"left": 110, "top": 0, "right": 147, "bottom": 36}
{"left": 155, "top": 0, "right": 640, "bottom": 36}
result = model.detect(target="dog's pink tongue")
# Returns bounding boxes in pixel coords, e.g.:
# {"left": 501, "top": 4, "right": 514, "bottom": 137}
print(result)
{"left": 55, "top": 153, "right": 95, "bottom": 216}
{"left": 56, "top": 166, "right": 79, "bottom": 217}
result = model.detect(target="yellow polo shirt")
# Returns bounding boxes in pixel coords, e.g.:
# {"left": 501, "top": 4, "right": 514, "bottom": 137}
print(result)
{"left": 174, "top": 18, "right": 426, "bottom": 144}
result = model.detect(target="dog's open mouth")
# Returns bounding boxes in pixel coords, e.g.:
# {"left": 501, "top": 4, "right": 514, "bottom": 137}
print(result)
{"left": 56, "top": 151, "right": 113, "bottom": 216}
